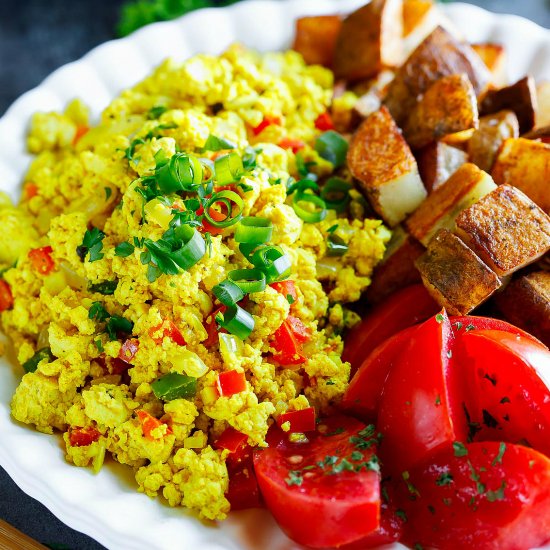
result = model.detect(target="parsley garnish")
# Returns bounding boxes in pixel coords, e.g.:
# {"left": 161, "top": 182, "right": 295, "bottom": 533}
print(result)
{"left": 465, "top": 323, "right": 476, "bottom": 332}
{"left": 94, "top": 339, "right": 104, "bottom": 353}
{"left": 435, "top": 472, "right": 453, "bottom": 486}
{"left": 286, "top": 294, "right": 295, "bottom": 305}
{"left": 402, "top": 471, "right": 420, "bottom": 497}
{"left": 147, "top": 105, "right": 168, "bottom": 119}
{"left": 453, "top": 442, "right": 468, "bottom": 457}
{"left": 77, "top": 227, "right": 106, "bottom": 262}
{"left": 88, "top": 302, "right": 133, "bottom": 341}
{"left": 115, "top": 242, "right": 135, "bottom": 257}
{"left": 88, "top": 280, "right": 118, "bottom": 295}
{"left": 435, "top": 395, "right": 441, "bottom": 406}
{"left": 486, "top": 480, "right": 506, "bottom": 502}
{"left": 104, "top": 187, "right": 112, "bottom": 200}
{"left": 89, "top": 301, "right": 110, "bottom": 322}
{"left": 453, "top": 321, "right": 463, "bottom": 330}
{"left": 396, "top": 509, "right": 408, "bottom": 522}
{"left": 285, "top": 470, "right": 303, "bottom": 486}
{"left": 435, "top": 313, "right": 445, "bottom": 324}
{"left": 492, "top": 442, "right": 506, "bottom": 466}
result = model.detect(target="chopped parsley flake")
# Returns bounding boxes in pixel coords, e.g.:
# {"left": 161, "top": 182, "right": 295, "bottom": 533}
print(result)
{"left": 104, "top": 187, "right": 112, "bottom": 200}
{"left": 453, "top": 442, "right": 468, "bottom": 457}
{"left": 285, "top": 470, "right": 303, "bottom": 487}
{"left": 454, "top": 321, "right": 463, "bottom": 330}
{"left": 486, "top": 480, "right": 506, "bottom": 502}
{"left": 492, "top": 442, "right": 506, "bottom": 466}
{"left": 77, "top": 227, "right": 106, "bottom": 262}
{"left": 115, "top": 242, "right": 135, "bottom": 257}
{"left": 465, "top": 323, "right": 476, "bottom": 332}
{"left": 435, "top": 313, "right": 445, "bottom": 323}
{"left": 435, "top": 472, "right": 453, "bottom": 486}
{"left": 396, "top": 509, "right": 408, "bottom": 522}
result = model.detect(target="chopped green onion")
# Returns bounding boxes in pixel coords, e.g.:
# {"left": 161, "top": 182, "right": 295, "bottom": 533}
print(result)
{"left": 170, "top": 225, "right": 206, "bottom": 270}
{"left": 214, "top": 152, "right": 244, "bottom": 185}
{"left": 314, "top": 131, "right": 348, "bottom": 168}
{"left": 22, "top": 347, "right": 54, "bottom": 373}
{"left": 292, "top": 192, "right": 327, "bottom": 224}
{"left": 321, "top": 178, "right": 352, "bottom": 212}
{"left": 201, "top": 134, "right": 237, "bottom": 152}
{"left": 250, "top": 246, "right": 291, "bottom": 283}
{"left": 203, "top": 190, "right": 243, "bottom": 228}
{"left": 147, "top": 105, "right": 168, "bottom": 119}
{"left": 217, "top": 304, "right": 255, "bottom": 340}
{"left": 88, "top": 280, "right": 118, "bottom": 295}
{"left": 156, "top": 153, "right": 203, "bottom": 194}
{"left": 326, "top": 234, "right": 349, "bottom": 257}
{"left": 213, "top": 279, "right": 245, "bottom": 306}
{"left": 152, "top": 372, "right": 197, "bottom": 401}
{"left": 234, "top": 217, "right": 273, "bottom": 245}
{"left": 227, "top": 268, "right": 267, "bottom": 293}
{"left": 287, "top": 178, "right": 319, "bottom": 196}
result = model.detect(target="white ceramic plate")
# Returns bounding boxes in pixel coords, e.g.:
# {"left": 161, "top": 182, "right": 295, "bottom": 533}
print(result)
{"left": 1, "top": 1, "right": 550, "bottom": 549}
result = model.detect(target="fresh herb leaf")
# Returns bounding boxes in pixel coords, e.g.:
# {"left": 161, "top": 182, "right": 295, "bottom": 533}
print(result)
{"left": 89, "top": 280, "right": 118, "bottom": 295}
{"left": 285, "top": 470, "right": 303, "bottom": 486}
{"left": 104, "top": 187, "right": 112, "bottom": 200}
{"left": 94, "top": 339, "right": 104, "bottom": 353}
{"left": 435, "top": 472, "right": 453, "bottom": 486}
{"left": 396, "top": 509, "right": 408, "bottom": 522}
{"left": 453, "top": 442, "right": 468, "bottom": 457}
{"left": 115, "top": 242, "right": 135, "bottom": 257}
{"left": 492, "top": 442, "right": 506, "bottom": 466}
{"left": 77, "top": 227, "right": 106, "bottom": 262}
{"left": 200, "top": 134, "right": 237, "bottom": 152}
{"left": 147, "top": 105, "right": 168, "bottom": 119}
{"left": 88, "top": 302, "right": 110, "bottom": 322}
{"left": 435, "top": 313, "right": 445, "bottom": 324}
{"left": 486, "top": 480, "right": 506, "bottom": 502}
{"left": 106, "top": 315, "right": 134, "bottom": 341}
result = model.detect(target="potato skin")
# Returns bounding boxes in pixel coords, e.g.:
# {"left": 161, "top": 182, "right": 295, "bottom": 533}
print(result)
{"left": 417, "top": 141, "right": 468, "bottom": 193}
{"left": 292, "top": 15, "right": 342, "bottom": 67}
{"left": 385, "top": 26, "right": 491, "bottom": 126}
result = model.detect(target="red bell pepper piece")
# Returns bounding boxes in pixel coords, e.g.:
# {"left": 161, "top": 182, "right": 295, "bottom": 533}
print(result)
{"left": 217, "top": 370, "right": 247, "bottom": 397}
{"left": 252, "top": 115, "right": 281, "bottom": 136}
{"left": 278, "top": 137, "right": 306, "bottom": 153}
{"left": 24, "top": 182, "right": 39, "bottom": 199}
{"left": 149, "top": 319, "right": 186, "bottom": 346}
{"left": 28, "top": 246, "right": 55, "bottom": 275}
{"left": 285, "top": 315, "right": 311, "bottom": 344}
{"left": 136, "top": 410, "right": 172, "bottom": 440}
{"left": 270, "top": 280, "right": 298, "bottom": 308}
{"left": 68, "top": 427, "right": 101, "bottom": 447}
{"left": 0, "top": 280, "right": 14, "bottom": 312}
{"left": 314, "top": 111, "right": 334, "bottom": 131}
{"left": 271, "top": 320, "right": 307, "bottom": 366}
{"left": 118, "top": 338, "right": 139, "bottom": 363}
{"left": 204, "top": 306, "right": 226, "bottom": 347}
{"left": 215, "top": 426, "right": 248, "bottom": 454}
{"left": 277, "top": 407, "right": 316, "bottom": 433}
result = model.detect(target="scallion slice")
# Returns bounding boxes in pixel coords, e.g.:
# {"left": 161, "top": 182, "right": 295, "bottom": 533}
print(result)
{"left": 214, "top": 152, "right": 244, "bottom": 185}
{"left": 213, "top": 279, "right": 245, "bottom": 306}
{"left": 22, "top": 347, "right": 54, "bottom": 374}
{"left": 203, "top": 190, "right": 243, "bottom": 228}
{"left": 152, "top": 372, "right": 198, "bottom": 401}
{"left": 326, "top": 234, "right": 349, "bottom": 257}
{"left": 287, "top": 178, "right": 319, "bottom": 196}
{"left": 201, "top": 134, "right": 237, "bottom": 152}
{"left": 250, "top": 246, "right": 291, "bottom": 283}
{"left": 217, "top": 304, "right": 255, "bottom": 340}
{"left": 314, "top": 131, "right": 349, "bottom": 168}
{"left": 292, "top": 192, "right": 327, "bottom": 224}
{"left": 234, "top": 217, "right": 273, "bottom": 245}
{"left": 156, "top": 153, "right": 203, "bottom": 193}
{"left": 321, "top": 177, "right": 352, "bottom": 212}
{"left": 227, "top": 268, "right": 267, "bottom": 293}
{"left": 171, "top": 224, "right": 206, "bottom": 270}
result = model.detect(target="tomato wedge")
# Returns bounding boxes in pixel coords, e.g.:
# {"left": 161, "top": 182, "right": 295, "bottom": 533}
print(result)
{"left": 342, "top": 284, "right": 439, "bottom": 373}
{"left": 378, "top": 310, "right": 468, "bottom": 472}
{"left": 460, "top": 330, "right": 550, "bottom": 457}
{"left": 395, "top": 442, "right": 550, "bottom": 550}
{"left": 253, "top": 416, "right": 382, "bottom": 548}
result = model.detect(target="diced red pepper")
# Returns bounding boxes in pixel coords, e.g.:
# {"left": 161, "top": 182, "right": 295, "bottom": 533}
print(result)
{"left": 72, "top": 125, "right": 89, "bottom": 146}
{"left": 0, "top": 280, "right": 13, "bottom": 312}
{"left": 28, "top": 246, "right": 55, "bottom": 275}
{"left": 68, "top": 427, "right": 101, "bottom": 447}
{"left": 197, "top": 204, "right": 228, "bottom": 236}
{"left": 217, "top": 370, "right": 247, "bottom": 397}
{"left": 215, "top": 426, "right": 248, "bottom": 454}
{"left": 271, "top": 320, "right": 307, "bottom": 366}
{"left": 277, "top": 407, "right": 316, "bottom": 433}
{"left": 227, "top": 467, "right": 263, "bottom": 511}
{"left": 278, "top": 137, "right": 306, "bottom": 153}
{"left": 149, "top": 319, "right": 186, "bottom": 346}
{"left": 118, "top": 339, "right": 139, "bottom": 364}
{"left": 136, "top": 409, "right": 172, "bottom": 440}
{"left": 270, "top": 280, "right": 298, "bottom": 308}
{"left": 24, "top": 182, "right": 39, "bottom": 199}
{"left": 204, "top": 305, "right": 226, "bottom": 347}
{"left": 109, "top": 357, "right": 131, "bottom": 375}
{"left": 286, "top": 315, "right": 311, "bottom": 344}
{"left": 314, "top": 111, "right": 335, "bottom": 131}
{"left": 252, "top": 115, "right": 281, "bottom": 136}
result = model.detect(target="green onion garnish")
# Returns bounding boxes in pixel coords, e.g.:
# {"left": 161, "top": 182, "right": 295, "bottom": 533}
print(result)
{"left": 314, "top": 131, "right": 348, "bottom": 168}
{"left": 326, "top": 234, "right": 349, "bottom": 257}
{"left": 151, "top": 372, "right": 198, "bottom": 401}
{"left": 292, "top": 192, "right": 327, "bottom": 224}
{"left": 287, "top": 178, "right": 319, "bottom": 196}
{"left": 170, "top": 225, "right": 206, "bottom": 270}
{"left": 213, "top": 279, "right": 245, "bottom": 306}
{"left": 321, "top": 177, "right": 352, "bottom": 212}
{"left": 201, "top": 134, "right": 237, "bottom": 152}
{"left": 22, "top": 347, "right": 54, "bottom": 374}
{"left": 216, "top": 304, "right": 255, "bottom": 340}
{"left": 234, "top": 217, "right": 273, "bottom": 245}
{"left": 156, "top": 153, "right": 203, "bottom": 194}
{"left": 214, "top": 152, "right": 244, "bottom": 185}
{"left": 250, "top": 246, "right": 291, "bottom": 283}
{"left": 227, "top": 268, "right": 267, "bottom": 293}
{"left": 203, "top": 190, "right": 243, "bottom": 228}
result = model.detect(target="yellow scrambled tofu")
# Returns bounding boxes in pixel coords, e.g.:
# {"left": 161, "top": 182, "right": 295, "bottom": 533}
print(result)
{"left": 0, "top": 45, "right": 390, "bottom": 521}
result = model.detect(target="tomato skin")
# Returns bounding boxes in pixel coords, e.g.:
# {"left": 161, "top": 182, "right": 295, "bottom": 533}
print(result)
{"left": 396, "top": 442, "right": 550, "bottom": 550}
{"left": 460, "top": 330, "right": 550, "bottom": 457}
{"left": 277, "top": 407, "right": 316, "bottom": 433}
{"left": 28, "top": 246, "right": 55, "bottom": 275}
{"left": 378, "top": 310, "right": 468, "bottom": 473}
{"left": 0, "top": 280, "right": 14, "bottom": 312}
{"left": 253, "top": 416, "right": 381, "bottom": 548}
{"left": 343, "top": 325, "right": 418, "bottom": 422}
{"left": 285, "top": 315, "right": 311, "bottom": 344}
{"left": 68, "top": 427, "right": 101, "bottom": 447}
{"left": 342, "top": 284, "right": 439, "bottom": 374}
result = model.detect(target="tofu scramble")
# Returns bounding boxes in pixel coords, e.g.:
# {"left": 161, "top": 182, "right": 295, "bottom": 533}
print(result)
{"left": 0, "top": 45, "right": 390, "bottom": 521}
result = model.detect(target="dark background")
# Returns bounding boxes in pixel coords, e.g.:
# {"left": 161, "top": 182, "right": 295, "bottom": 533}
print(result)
{"left": 0, "top": 1, "right": 549, "bottom": 549}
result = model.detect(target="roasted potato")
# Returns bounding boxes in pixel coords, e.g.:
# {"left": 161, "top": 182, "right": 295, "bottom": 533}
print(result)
{"left": 417, "top": 141, "right": 468, "bottom": 193}
{"left": 536, "top": 82, "right": 550, "bottom": 127}
{"left": 467, "top": 110, "right": 519, "bottom": 172}
{"left": 353, "top": 70, "right": 396, "bottom": 119}
{"left": 455, "top": 184, "right": 550, "bottom": 277}
{"left": 403, "top": 73, "right": 478, "bottom": 149}
{"left": 492, "top": 137, "right": 550, "bottom": 212}
{"left": 494, "top": 271, "right": 550, "bottom": 347}
{"left": 415, "top": 228, "right": 502, "bottom": 315}
{"left": 334, "top": 0, "right": 404, "bottom": 82}
{"left": 402, "top": 0, "right": 439, "bottom": 57}
{"left": 365, "top": 225, "right": 425, "bottom": 303}
{"left": 472, "top": 43, "right": 507, "bottom": 88}
{"left": 348, "top": 106, "right": 427, "bottom": 227}
{"left": 385, "top": 26, "right": 491, "bottom": 126}
{"left": 405, "top": 163, "right": 496, "bottom": 246}
{"left": 292, "top": 15, "right": 342, "bottom": 67}
{"left": 480, "top": 76, "right": 537, "bottom": 134}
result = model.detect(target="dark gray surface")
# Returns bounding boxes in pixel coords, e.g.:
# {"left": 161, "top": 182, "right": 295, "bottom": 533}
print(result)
{"left": 0, "top": 1, "right": 549, "bottom": 549}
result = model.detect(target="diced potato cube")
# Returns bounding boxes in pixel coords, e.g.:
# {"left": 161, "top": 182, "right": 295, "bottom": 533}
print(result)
{"left": 417, "top": 141, "right": 468, "bottom": 193}
{"left": 537, "top": 82, "right": 550, "bottom": 128}
{"left": 348, "top": 106, "right": 426, "bottom": 227}
{"left": 402, "top": 0, "right": 440, "bottom": 57}
{"left": 405, "top": 163, "right": 496, "bottom": 246}
{"left": 292, "top": 15, "right": 342, "bottom": 67}
{"left": 492, "top": 137, "right": 550, "bottom": 212}
{"left": 472, "top": 43, "right": 507, "bottom": 88}
{"left": 415, "top": 229, "right": 501, "bottom": 315}
{"left": 455, "top": 184, "right": 550, "bottom": 276}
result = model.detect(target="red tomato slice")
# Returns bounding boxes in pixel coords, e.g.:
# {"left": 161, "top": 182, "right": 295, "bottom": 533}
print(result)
{"left": 28, "top": 246, "right": 55, "bottom": 275}
{"left": 342, "top": 325, "right": 418, "bottom": 422}
{"left": 378, "top": 310, "right": 468, "bottom": 473}
{"left": 136, "top": 410, "right": 172, "bottom": 440}
{"left": 253, "top": 416, "right": 381, "bottom": 548}
{"left": 277, "top": 407, "right": 316, "bottom": 433}
{"left": 396, "top": 442, "right": 550, "bottom": 550}
{"left": 460, "top": 330, "right": 550, "bottom": 457}
{"left": 342, "top": 284, "right": 439, "bottom": 374}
